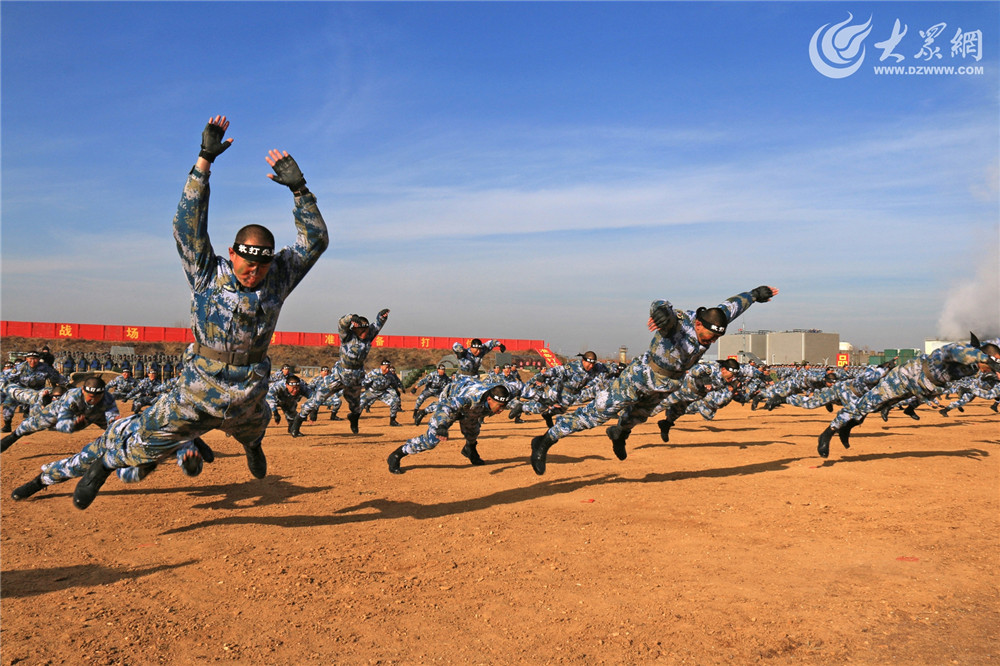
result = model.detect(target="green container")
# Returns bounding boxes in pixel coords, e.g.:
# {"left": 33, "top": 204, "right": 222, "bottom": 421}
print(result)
{"left": 868, "top": 355, "right": 884, "bottom": 365}
{"left": 883, "top": 349, "right": 898, "bottom": 358}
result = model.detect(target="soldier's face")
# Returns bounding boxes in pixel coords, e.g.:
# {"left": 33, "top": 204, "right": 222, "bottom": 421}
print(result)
{"left": 470, "top": 347, "right": 482, "bottom": 356}
{"left": 485, "top": 397, "right": 506, "bottom": 415}
{"left": 229, "top": 247, "right": 271, "bottom": 289}
{"left": 288, "top": 385, "right": 300, "bottom": 395}
{"left": 26, "top": 358, "right": 39, "bottom": 369}
{"left": 694, "top": 321, "right": 723, "bottom": 346}
{"left": 437, "top": 369, "right": 445, "bottom": 376}
{"left": 83, "top": 392, "right": 102, "bottom": 405}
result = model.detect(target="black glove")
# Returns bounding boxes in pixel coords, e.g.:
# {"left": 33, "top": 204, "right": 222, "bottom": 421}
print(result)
{"left": 751, "top": 286, "right": 774, "bottom": 303}
{"left": 378, "top": 309, "right": 390, "bottom": 320}
{"left": 651, "top": 303, "right": 679, "bottom": 337}
{"left": 498, "top": 344, "right": 506, "bottom": 353}
{"left": 269, "top": 154, "right": 307, "bottom": 193}
{"left": 199, "top": 122, "right": 231, "bottom": 163}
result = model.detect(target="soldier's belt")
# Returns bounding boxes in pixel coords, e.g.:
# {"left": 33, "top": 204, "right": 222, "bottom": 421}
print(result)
{"left": 647, "top": 359, "right": 685, "bottom": 380}
{"left": 192, "top": 342, "right": 267, "bottom": 367}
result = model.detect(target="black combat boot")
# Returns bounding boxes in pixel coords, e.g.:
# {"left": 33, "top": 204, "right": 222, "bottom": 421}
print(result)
{"left": 73, "top": 461, "right": 114, "bottom": 510}
{"left": 657, "top": 419, "right": 673, "bottom": 443}
{"left": 606, "top": 425, "right": 630, "bottom": 461}
{"left": 1, "top": 432, "right": 22, "bottom": 452}
{"left": 902, "top": 405, "right": 920, "bottom": 420}
{"left": 529, "top": 433, "right": 555, "bottom": 476}
{"left": 242, "top": 438, "right": 267, "bottom": 479}
{"left": 542, "top": 412, "right": 554, "bottom": 429}
{"left": 11, "top": 474, "right": 46, "bottom": 501}
{"left": 412, "top": 408, "right": 423, "bottom": 425}
{"left": 348, "top": 413, "right": 360, "bottom": 434}
{"left": 1, "top": 419, "right": 11, "bottom": 433}
{"left": 289, "top": 414, "right": 305, "bottom": 438}
{"left": 817, "top": 427, "right": 834, "bottom": 458}
{"left": 387, "top": 446, "right": 407, "bottom": 474}
{"left": 461, "top": 441, "right": 485, "bottom": 466}
{"left": 389, "top": 417, "right": 402, "bottom": 427}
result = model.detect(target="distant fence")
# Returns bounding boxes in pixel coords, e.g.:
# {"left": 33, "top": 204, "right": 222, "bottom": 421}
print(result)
{"left": 0, "top": 320, "right": 546, "bottom": 353}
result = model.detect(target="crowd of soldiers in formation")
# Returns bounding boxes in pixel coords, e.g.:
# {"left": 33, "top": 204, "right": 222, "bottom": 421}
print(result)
{"left": 4, "top": 116, "right": 1000, "bottom": 510}
{"left": 4, "top": 329, "right": 998, "bottom": 487}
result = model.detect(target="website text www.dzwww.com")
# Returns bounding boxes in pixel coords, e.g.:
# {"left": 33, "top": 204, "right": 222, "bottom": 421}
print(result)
{"left": 873, "top": 64, "right": 985, "bottom": 76}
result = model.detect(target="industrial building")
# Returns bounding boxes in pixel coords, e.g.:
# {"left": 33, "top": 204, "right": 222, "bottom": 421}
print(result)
{"left": 718, "top": 329, "right": 841, "bottom": 366}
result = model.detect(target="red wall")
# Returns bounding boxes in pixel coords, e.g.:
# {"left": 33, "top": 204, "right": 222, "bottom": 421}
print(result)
{"left": 1, "top": 320, "right": 546, "bottom": 352}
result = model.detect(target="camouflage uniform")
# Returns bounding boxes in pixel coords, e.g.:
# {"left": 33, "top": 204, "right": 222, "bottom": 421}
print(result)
{"left": 57, "top": 161, "right": 328, "bottom": 474}
{"left": 412, "top": 369, "right": 451, "bottom": 411}
{"left": 785, "top": 365, "right": 887, "bottom": 410}
{"left": 359, "top": 368, "right": 403, "bottom": 421}
{"left": 297, "top": 310, "right": 388, "bottom": 423}
{"left": 9, "top": 388, "right": 119, "bottom": 439}
{"left": 125, "top": 375, "right": 170, "bottom": 412}
{"left": 2, "top": 360, "right": 68, "bottom": 428}
{"left": 266, "top": 377, "right": 313, "bottom": 423}
{"left": 453, "top": 340, "right": 504, "bottom": 376}
{"left": 543, "top": 290, "right": 761, "bottom": 443}
{"left": 399, "top": 376, "right": 507, "bottom": 455}
{"left": 105, "top": 372, "right": 138, "bottom": 400}
{"left": 819, "top": 341, "right": 1000, "bottom": 458}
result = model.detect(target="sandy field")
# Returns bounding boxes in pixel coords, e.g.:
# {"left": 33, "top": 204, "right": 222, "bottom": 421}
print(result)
{"left": 1, "top": 393, "right": 998, "bottom": 665}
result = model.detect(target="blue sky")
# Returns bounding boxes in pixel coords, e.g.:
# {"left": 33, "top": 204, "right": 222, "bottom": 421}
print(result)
{"left": 2, "top": 1, "right": 998, "bottom": 359}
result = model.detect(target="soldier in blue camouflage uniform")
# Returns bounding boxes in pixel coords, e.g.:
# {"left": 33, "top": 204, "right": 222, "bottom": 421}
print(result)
{"left": 1, "top": 377, "right": 120, "bottom": 452}
{"left": 510, "top": 351, "right": 611, "bottom": 427}
{"left": 124, "top": 369, "right": 169, "bottom": 414}
{"left": 21, "top": 116, "right": 329, "bottom": 510}
{"left": 649, "top": 359, "right": 739, "bottom": 442}
{"left": 11, "top": 434, "right": 215, "bottom": 501}
{"left": 529, "top": 286, "right": 779, "bottom": 475}
{"left": 270, "top": 363, "right": 294, "bottom": 384}
{"left": 2, "top": 351, "right": 69, "bottom": 432}
{"left": 938, "top": 373, "right": 1000, "bottom": 416}
{"left": 387, "top": 378, "right": 511, "bottom": 474}
{"left": 818, "top": 335, "right": 1000, "bottom": 458}
{"left": 266, "top": 374, "right": 311, "bottom": 434}
{"left": 359, "top": 360, "right": 404, "bottom": 426}
{"left": 306, "top": 366, "right": 343, "bottom": 421}
{"left": 453, "top": 338, "right": 506, "bottom": 376}
{"left": 410, "top": 364, "right": 452, "bottom": 423}
{"left": 290, "top": 309, "right": 389, "bottom": 436}
{"left": 105, "top": 368, "right": 137, "bottom": 400}
{"left": 752, "top": 365, "right": 841, "bottom": 411}
{"left": 784, "top": 362, "right": 891, "bottom": 412}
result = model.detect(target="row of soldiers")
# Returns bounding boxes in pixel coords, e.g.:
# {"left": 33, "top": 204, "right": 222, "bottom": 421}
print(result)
{"left": 4, "top": 307, "right": 999, "bottom": 497}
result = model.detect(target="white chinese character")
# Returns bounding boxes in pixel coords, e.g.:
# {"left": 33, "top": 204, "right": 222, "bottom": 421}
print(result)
{"left": 875, "top": 19, "right": 907, "bottom": 62}
{"left": 951, "top": 28, "right": 983, "bottom": 61}
{"left": 914, "top": 22, "right": 947, "bottom": 61}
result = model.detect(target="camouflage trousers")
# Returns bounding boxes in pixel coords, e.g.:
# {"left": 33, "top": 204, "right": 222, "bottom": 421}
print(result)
{"left": 38, "top": 421, "right": 201, "bottom": 486}
{"left": 830, "top": 359, "right": 939, "bottom": 431}
{"left": 413, "top": 388, "right": 443, "bottom": 411}
{"left": 360, "top": 389, "right": 400, "bottom": 416}
{"left": 402, "top": 414, "right": 482, "bottom": 455}
{"left": 785, "top": 383, "right": 857, "bottom": 410}
{"left": 546, "top": 358, "right": 681, "bottom": 441}
{"left": 299, "top": 366, "right": 363, "bottom": 417}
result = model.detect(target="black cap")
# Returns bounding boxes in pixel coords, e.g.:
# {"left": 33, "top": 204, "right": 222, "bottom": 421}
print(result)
{"left": 695, "top": 307, "right": 728, "bottom": 335}
{"left": 483, "top": 385, "right": 511, "bottom": 404}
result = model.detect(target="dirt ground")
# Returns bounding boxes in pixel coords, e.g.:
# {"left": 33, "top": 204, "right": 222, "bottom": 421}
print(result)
{"left": 1, "top": 382, "right": 998, "bottom": 664}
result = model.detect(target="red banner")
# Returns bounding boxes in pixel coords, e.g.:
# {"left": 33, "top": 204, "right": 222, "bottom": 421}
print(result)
{"left": 535, "top": 348, "right": 562, "bottom": 368}
{"left": 1, "top": 320, "right": 545, "bottom": 352}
